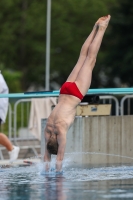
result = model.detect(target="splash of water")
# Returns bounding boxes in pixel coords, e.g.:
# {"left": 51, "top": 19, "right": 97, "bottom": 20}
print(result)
{"left": 26, "top": 151, "right": 133, "bottom": 162}
{"left": 65, "top": 151, "right": 133, "bottom": 160}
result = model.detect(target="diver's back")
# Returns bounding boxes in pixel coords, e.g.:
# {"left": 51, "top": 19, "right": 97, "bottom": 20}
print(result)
{"left": 47, "top": 94, "right": 80, "bottom": 129}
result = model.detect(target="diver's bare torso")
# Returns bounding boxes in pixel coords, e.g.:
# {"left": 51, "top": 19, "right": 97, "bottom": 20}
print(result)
{"left": 45, "top": 94, "right": 81, "bottom": 135}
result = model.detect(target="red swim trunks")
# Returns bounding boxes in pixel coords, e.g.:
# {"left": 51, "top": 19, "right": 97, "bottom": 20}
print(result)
{"left": 60, "top": 82, "right": 84, "bottom": 100}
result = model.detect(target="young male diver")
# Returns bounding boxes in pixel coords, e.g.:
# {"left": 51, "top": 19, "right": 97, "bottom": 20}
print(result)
{"left": 44, "top": 15, "right": 111, "bottom": 172}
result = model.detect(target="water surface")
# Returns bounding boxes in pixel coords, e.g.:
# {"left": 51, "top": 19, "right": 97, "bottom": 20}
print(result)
{"left": 0, "top": 160, "right": 133, "bottom": 200}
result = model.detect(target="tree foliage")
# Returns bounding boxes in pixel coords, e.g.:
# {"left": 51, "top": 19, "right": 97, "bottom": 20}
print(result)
{"left": 50, "top": 0, "right": 116, "bottom": 88}
{"left": 103, "top": 0, "right": 133, "bottom": 87}
{"left": 0, "top": 0, "right": 128, "bottom": 91}
{"left": 0, "top": 64, "right": 22, "bottom": 92}
{"left": 0, "top": 0, "right": 46, "bottom": 91}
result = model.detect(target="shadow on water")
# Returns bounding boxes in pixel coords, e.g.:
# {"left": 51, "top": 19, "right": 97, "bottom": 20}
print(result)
{"left": 0, "top": 152, "right": 133, "bottom": 200}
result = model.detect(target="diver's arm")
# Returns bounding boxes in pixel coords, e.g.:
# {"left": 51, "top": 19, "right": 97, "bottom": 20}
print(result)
{"left": 44, "top": 146, "right": 51, "bottom": 162}
{"left": 44, "top": 148, "right": 51, "bottom": 171}
{"left": 56, "top": 133, "right": 66, "bottom": 171}
{"left": 44, "top": 131, "right": 51, "bottom": 171}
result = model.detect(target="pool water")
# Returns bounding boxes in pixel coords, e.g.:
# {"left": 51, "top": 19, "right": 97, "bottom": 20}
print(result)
{"left": 0, "top": 159, "right": 133, "bottom": 200}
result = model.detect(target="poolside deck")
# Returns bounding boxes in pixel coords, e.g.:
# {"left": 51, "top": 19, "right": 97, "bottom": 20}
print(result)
{"left": 0, "top": 158, "right": 41, "bottom": 167}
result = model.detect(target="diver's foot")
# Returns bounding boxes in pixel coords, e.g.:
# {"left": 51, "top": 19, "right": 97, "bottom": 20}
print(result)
{"left": 96, "top": 15, "right": 111, "bottom": 29}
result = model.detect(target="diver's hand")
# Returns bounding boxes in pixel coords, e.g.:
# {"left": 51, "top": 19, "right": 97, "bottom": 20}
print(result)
{"left": 56, "top": 160, "right": 62, "bottom": 172}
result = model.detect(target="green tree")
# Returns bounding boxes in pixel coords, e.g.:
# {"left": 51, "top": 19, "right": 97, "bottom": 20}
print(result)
{"left": 50, "top": 0, "right": 117, "bottom": 88}
{"left": 0, "top": 0, "right": 46, "bottom": 90}
{"left": 0, "top": 0, "right": 117, "bottom": 91}
{"left": 0, "top": 63, "right": 22, "bottom": 92}
{"left": 103, "top": 0, "right": 133, "bottom": 87}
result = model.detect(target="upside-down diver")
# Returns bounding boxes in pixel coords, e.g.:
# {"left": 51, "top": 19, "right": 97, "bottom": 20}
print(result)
{"left": 44, "top": 15, "right": 111, "bottom": 172}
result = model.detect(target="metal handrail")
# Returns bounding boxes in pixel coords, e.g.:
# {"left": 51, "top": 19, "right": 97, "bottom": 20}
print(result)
{"left": 14, "top": 99, "right": 31, "bottom": 145}
{"left": 0, "top": 95, "right": 120, "bottom": 160}
{"left": 120, "top": 95, "right": 133, "bottom": 115}
{"left": 14, "top": 98, "right": 39, "bottom": 156}
{"left": 100, "top": 95, "right": 119, "bottom": 116}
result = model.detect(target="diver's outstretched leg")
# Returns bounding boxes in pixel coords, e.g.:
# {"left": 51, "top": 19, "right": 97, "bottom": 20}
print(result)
{"left": 66, "top": 21, "right": 99, "bottom": 82}
{"left": 75, "top": 15, "right": 111, "bottom": 95}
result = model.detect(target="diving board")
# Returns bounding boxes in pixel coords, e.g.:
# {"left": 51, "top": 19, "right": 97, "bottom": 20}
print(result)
{"left": 0, "top": 88, "right": 133, "bottom": 98}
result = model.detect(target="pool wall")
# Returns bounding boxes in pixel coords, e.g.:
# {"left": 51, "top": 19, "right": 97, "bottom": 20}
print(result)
{"left": 41, "top": 116, "right": 133, "bottom": 165}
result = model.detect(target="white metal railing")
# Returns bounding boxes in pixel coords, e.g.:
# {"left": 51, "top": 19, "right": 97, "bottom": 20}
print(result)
{"left": 14, "top": 98, "right": 31, "bottom": 144}
{"left": 13, "top": 98, "right": 40, "bottom": 156}
{"left": 120, "top": 95, "right": 133, "bottom": 115}
{"left": 100, "top": 95, "right": 119, "bottom": 116}
{"left": 0, "top": 95, "right": 123, "bottom": 160}
{"left": 13, "top": 96, "right": 120, "bottom": 141}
